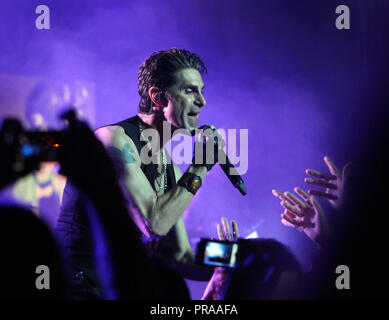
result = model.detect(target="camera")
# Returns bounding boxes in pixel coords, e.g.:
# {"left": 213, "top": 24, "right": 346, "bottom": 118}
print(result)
{"left": 18, "top": 131, "right": 62, "bottom": 162}
{"left": 195, "top": 238, "right": 239, "bottom": 268}
{"left": 0, "top": 118, "right": 63, "bottom": 174}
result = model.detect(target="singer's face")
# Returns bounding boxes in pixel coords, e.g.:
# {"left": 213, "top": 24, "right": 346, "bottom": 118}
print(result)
{"left": 163, "top": 68, "right": 206, "bottom": 133}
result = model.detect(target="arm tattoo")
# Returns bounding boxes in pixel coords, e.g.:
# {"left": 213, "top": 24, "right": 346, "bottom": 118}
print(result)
{"left": 122, "top": 143, "right": 136, "bottom": 164}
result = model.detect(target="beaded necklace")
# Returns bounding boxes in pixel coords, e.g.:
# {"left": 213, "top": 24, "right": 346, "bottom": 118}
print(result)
{"left": 138, "top": 120, "right": 167, "bottom": 193}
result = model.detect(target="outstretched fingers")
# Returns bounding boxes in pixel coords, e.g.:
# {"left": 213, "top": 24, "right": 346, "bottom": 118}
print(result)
{"left": 231, "top": 220, "right": 240, "bottom": 240}
{"left": 307, "top": 189, "right": 338, "bottom": 200}
{"left": 282, "top": 201, "right": 303, "bottom": 217}
{"left": 342, "top": 162, "right": 352, "bottom": 179}
{"left": 221, "top": 217, "right": 232, "bottom": 241}
{"left": 304, "top": 177, "right": 337, "bottom": 190}
{"left": 324, "top": 156, "right": 340, "bottom": 177}
{"left": 272, "top": 189, "right": 295, "bottom": 207}
{"left": 294, "top": 187, "right": 310, "bottom": 201}
{"left": 217, "top": 223, "right": 225, "bottom": 241}
{"left": 305, "top": 168, "right": 337, "bottom": 181}
{"left": 281, "top": 212, "right": 314, "bottom": 229}
{"left": 284, "top": 191, "right": 307, "bottom": 209}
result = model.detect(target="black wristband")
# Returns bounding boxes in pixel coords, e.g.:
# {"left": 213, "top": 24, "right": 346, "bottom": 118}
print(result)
{"left": 177, "top": 172, "right": 202, "bottom": 195}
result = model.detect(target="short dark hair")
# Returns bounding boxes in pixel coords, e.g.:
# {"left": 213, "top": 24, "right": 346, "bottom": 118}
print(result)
{"left": 137, "top": 48, "right": 207, "bottom": 114}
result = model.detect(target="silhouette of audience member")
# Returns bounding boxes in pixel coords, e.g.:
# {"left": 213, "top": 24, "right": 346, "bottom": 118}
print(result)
{"left": 0, "top": 205, "right": 67, "bottom": 299}
{"left": 0, "top": 112, "right": 190, "bottom": 300}
{"left": 10, "top": 79, "right": 96, "bottom": 229}
{"left": 225, "top": 239, "right": 303, "bottom": 300}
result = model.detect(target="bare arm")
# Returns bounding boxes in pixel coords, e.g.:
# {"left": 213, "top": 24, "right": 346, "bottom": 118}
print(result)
{"left": 169, "top": 164, "right": 195, "bottom": 262}
{"left": 95, "top": 125, "right": 207, "bottom": 236}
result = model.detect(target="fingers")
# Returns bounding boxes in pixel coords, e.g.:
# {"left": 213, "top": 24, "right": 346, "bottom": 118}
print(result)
{"left": 231, "top": 220, "right": 240, "bottom": 240}
{"left": 282, "top": 208, "right": 297, "bottom": 219}
{"left": 307, "top": 189, "right": 338, "bottom": 200}
{"left": 305, "top": 169, "right": 337, "bottom": 181}
{"left": 324, "top": 156, "right": 340, "bottom": 177}
{"left": 217, "top": 223, "right": 225, "bottom": 240}
{"left": 310, "top": 195, "right": 325, "bottom": 215}
{"left": 294, "top": 187, "right": 310, "bottom": 201}
{"left": 284, "top": 191, "right": 307, "bottom": 208}
{"left": 273, "top": 188, "right": 308, "bottom": 210}
{"left": 217, "top": 217, "right": 238, "bottom": 241}
{"left": 281, "top": 201, "right": 303, "bottom": 217}
{"left": 200, "top": 125, "right": 225, "bottom": 149}
{"left": 310, "top": 195, "right": 319, "bottom": 210}
{"left": 272, "top": 189, "right": 287, "bottom": 200}
{"left": 272, "top": 189, "right": 294, "bottom": 206}
{"left": 304, "top": 178, "right": 338, "bottom": 190}
{"left": 342, "top": 162, "right": 352, "bottom": 179}
{"left": 281, "top": 213, "right": 315, "bottom": 229}
{"left": 221, "top": 217, "right": 232, "bottom": 241}
{"left": 282, "top": 214, "right": 302, "bottom": 227}
{"left": 281, "top": 215, "right": 298, "bottom": 228}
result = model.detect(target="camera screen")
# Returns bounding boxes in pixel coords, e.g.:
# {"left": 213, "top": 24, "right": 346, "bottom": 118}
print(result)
{"left": 19, "top": 132, "right": 60, "bottom": 161}
{"left": 203, "top": 241, "right": 238, "bottom": 268}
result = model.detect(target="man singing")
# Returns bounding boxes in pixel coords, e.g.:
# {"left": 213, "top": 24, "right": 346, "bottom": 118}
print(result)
{"left": 56, "top": 48, "right": 223, "bottom": 298}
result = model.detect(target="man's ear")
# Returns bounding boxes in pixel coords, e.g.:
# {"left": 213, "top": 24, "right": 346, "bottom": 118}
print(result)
{"left": 149, "top": 87, "right": 167, "bottom": 108}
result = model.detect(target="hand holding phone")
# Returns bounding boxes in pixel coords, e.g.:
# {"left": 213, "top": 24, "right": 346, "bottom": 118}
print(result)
{"left": 196, "top": 239, "right": 239, "bottom": 268}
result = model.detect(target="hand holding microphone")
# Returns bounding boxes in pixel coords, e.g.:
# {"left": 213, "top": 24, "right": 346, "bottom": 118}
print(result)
{"left": 192, "top": 125, "right": 247, "bottom": 196}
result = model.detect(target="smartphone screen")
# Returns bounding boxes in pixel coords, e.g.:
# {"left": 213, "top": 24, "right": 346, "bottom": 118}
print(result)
{"left": 19, "top": 131, "right": 60, "bottom": 161}
{"left": 198, "top": 239, "right": 239, "bottom": 268}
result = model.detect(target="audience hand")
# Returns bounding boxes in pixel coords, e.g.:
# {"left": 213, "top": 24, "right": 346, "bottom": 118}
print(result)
{"left": 272, "top": 188, "right": 330, "bottom": 248}
{"left": 202, "top": 217, "right": 239, "bottom": 300}
{"left": 305, "top": 156, "right": 351, "bottom": 210}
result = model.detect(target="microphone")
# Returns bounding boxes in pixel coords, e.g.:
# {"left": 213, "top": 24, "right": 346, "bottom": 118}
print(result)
{"left": 199, "top": 125, "right": 247, "bottom": 196}
{"left": 219, "top": 153, "right": 247, "bottom": 196}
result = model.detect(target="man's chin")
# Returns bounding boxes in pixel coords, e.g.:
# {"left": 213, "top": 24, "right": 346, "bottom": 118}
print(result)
{"left": 186, "top": 123, "right": 198, "bottom": 136}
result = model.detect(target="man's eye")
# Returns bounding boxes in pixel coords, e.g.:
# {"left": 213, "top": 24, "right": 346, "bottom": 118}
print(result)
{"left": 185, "top": 89, "right": 193, "bottom": 93}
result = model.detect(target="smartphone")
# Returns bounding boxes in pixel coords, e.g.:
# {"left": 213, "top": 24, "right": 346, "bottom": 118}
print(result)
{"left": 195, "top": 238, "right": 239, "bottom": 268}
{"left": 19, "top": 131, "right": 61, "bottom": 161}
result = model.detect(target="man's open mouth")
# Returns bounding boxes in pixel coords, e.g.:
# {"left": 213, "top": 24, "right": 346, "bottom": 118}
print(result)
{"left": 187, "top": 112, "right": 199, "bottom": 118}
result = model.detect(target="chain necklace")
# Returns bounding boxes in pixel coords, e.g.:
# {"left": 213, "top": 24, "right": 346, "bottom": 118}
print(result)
{"left": 138, "top": 119, "right": 168, "bottom": 193}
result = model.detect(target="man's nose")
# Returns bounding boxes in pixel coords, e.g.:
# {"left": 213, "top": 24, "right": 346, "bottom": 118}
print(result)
{"left": 196, "top": 93, "right": 206, "bottom": 107}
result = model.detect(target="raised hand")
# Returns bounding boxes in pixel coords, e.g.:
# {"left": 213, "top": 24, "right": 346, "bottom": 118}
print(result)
{"left": 272, "top": 188, "right": 330, "bottom": 247}
{"left": 305, "top": 156, "right": 351, "bottom": 210}
{"left": 217, "top": 217, "right": 239, "bottom": 241}
{"left": 202, "top": 217, "right": 239, "bottom": 300}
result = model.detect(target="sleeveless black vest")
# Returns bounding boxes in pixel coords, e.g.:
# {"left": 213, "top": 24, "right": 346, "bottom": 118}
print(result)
{"left": 113, "top": 115, "right": 177, "bottom": 189}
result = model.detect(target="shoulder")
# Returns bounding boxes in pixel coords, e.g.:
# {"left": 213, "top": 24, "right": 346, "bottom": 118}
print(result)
{"left": 94, "top": 125, "right": 124, "bottom": 145}
{"left": 95, "top": 125, "right": 137, "bottom": 151}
